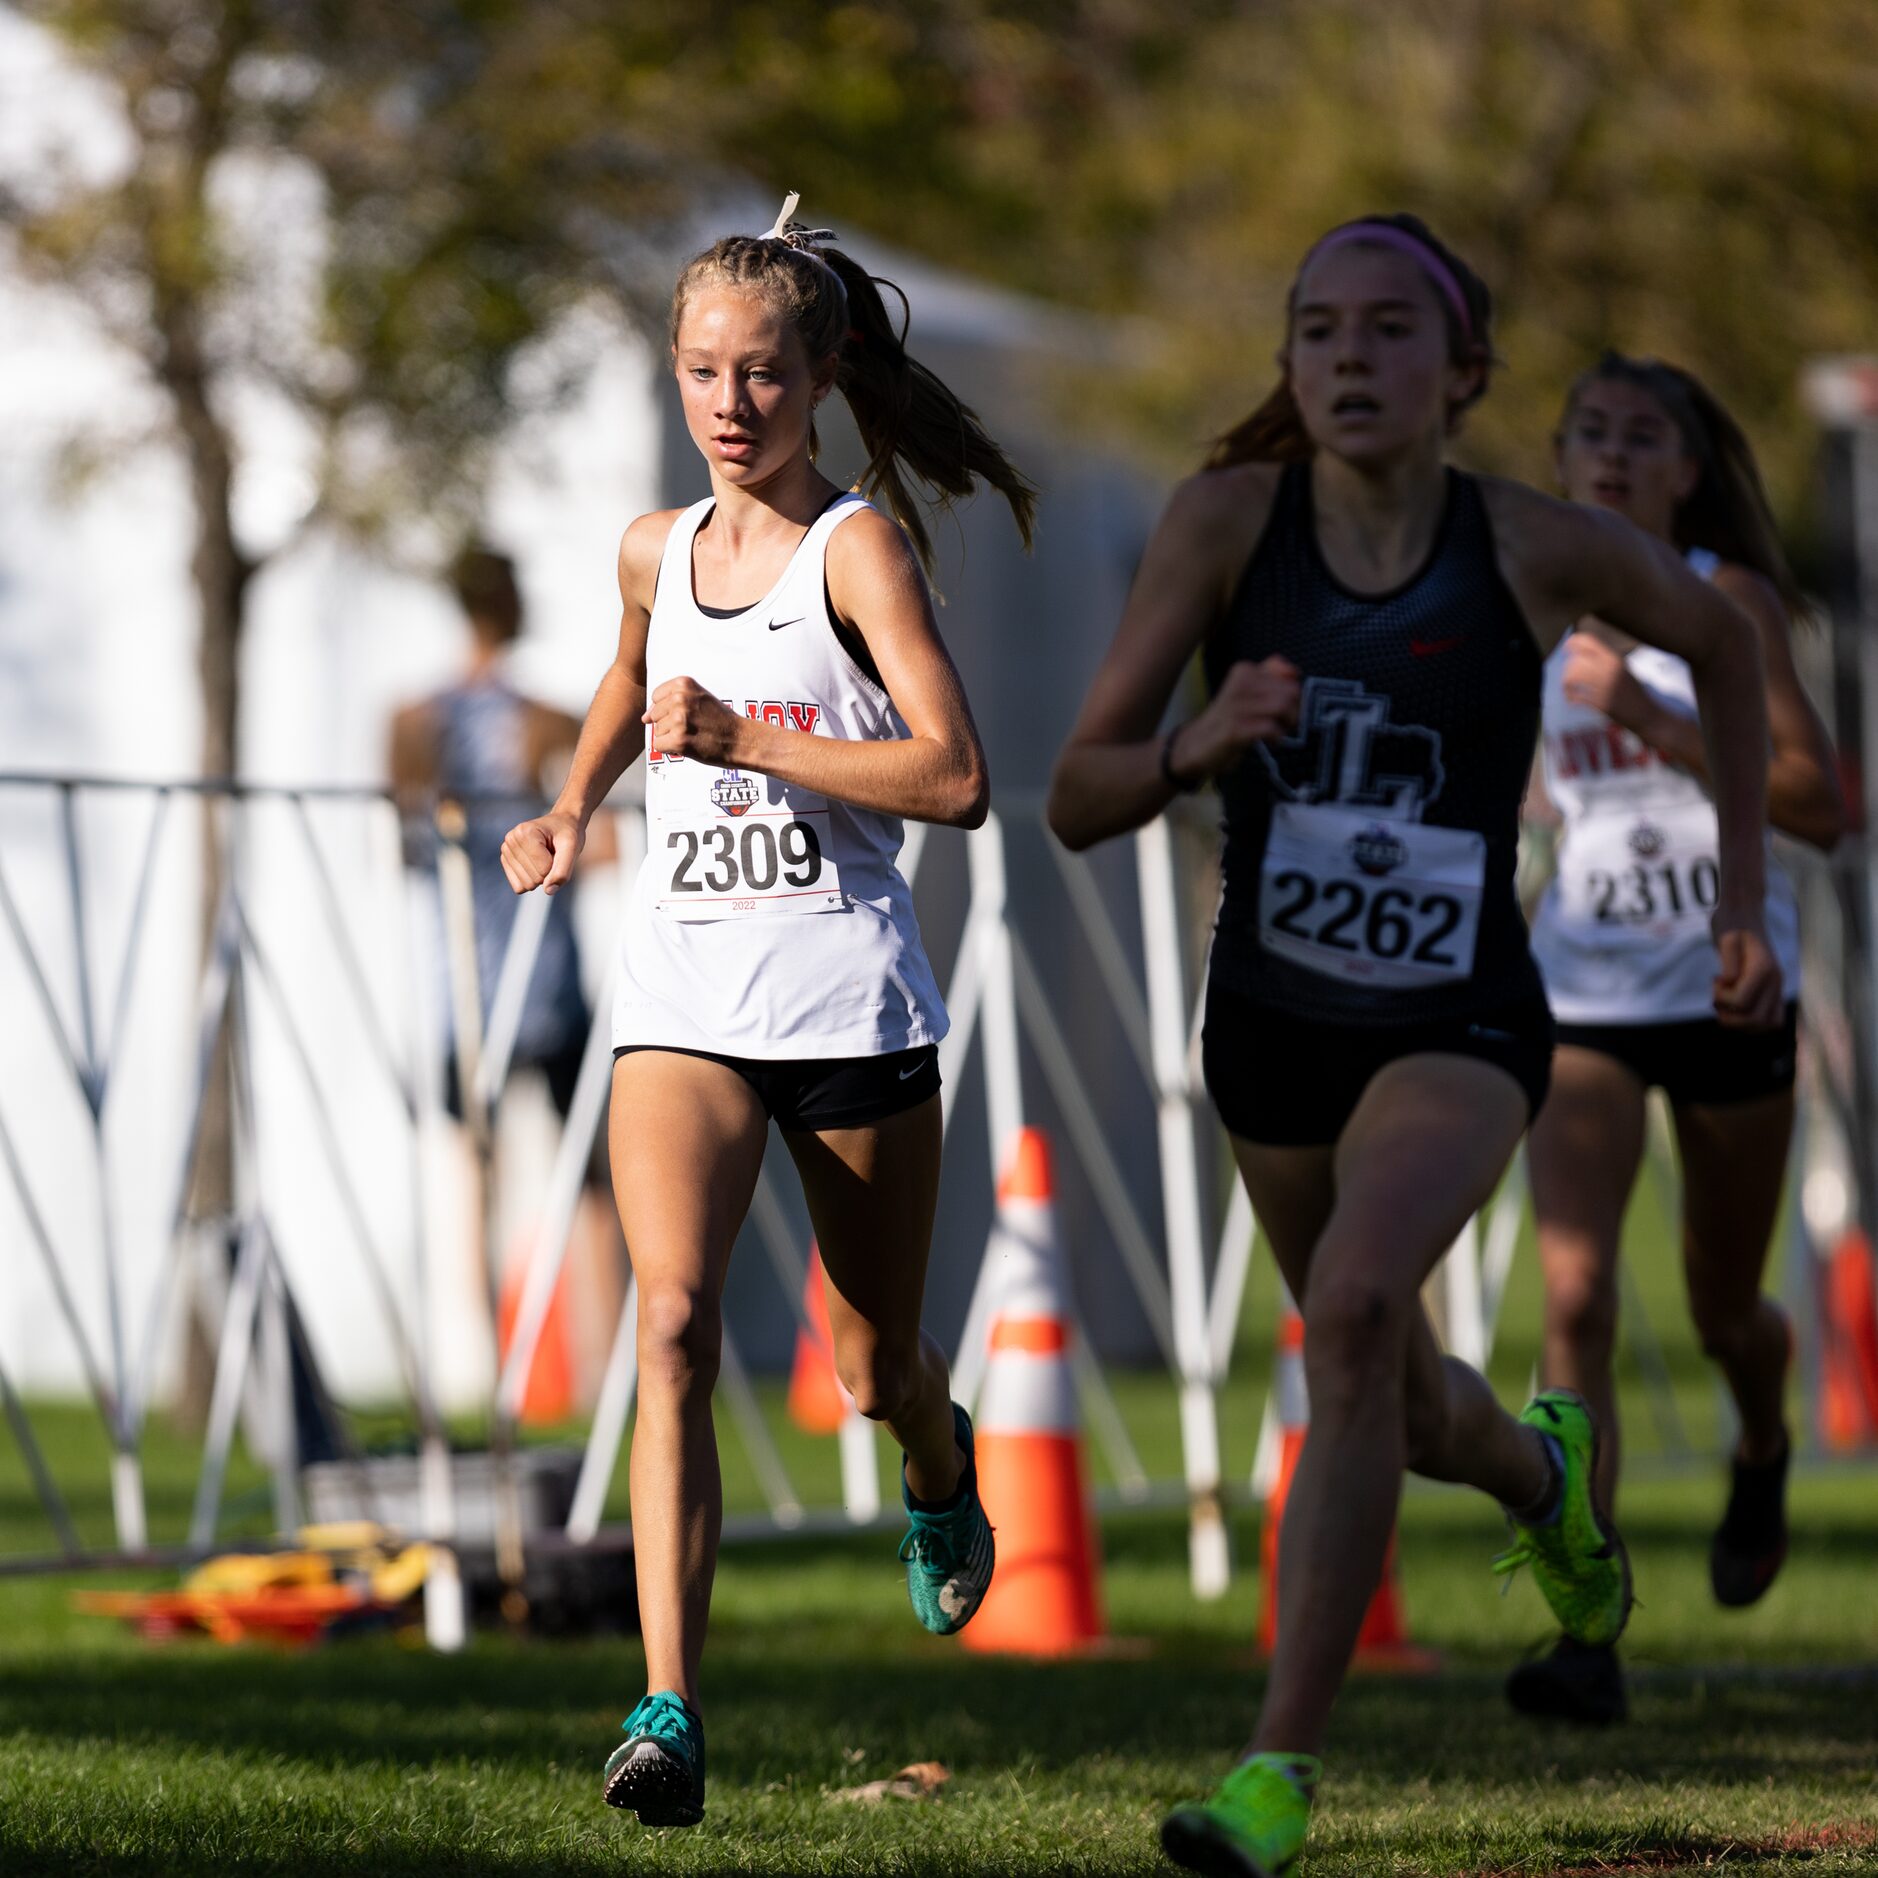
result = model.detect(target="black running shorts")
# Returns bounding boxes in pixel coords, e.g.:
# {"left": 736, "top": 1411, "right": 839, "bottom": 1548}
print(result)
{"left": 612, "top": 1042, "right": 940, "bottom": 1132}
{"left": 1553, "top": 1002, "right": 1798, "bottom": 1107}
{"left": 1202, "top": 976, "right": 1555, "bottom": 1148}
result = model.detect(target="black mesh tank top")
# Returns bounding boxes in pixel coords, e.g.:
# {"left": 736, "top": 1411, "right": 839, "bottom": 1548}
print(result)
{"left": 1204, "top": 462, "right": 1544, "bottom": 1025}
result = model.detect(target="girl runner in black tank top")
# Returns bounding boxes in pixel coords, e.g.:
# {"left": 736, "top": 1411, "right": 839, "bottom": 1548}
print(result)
{"left": 1208, "top": 459, "right": 1543, "bottom": 1029}
{"left": 1048, "top": 214, "right": 1781, "bottom": 1878}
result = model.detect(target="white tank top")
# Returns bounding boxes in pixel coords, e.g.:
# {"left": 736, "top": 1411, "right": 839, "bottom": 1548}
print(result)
{"left": 611, "top": 493, "right": 948, "bottom": 1059}
{"left": 1530, "top": 548, "right": 1800, "bottom": 1024}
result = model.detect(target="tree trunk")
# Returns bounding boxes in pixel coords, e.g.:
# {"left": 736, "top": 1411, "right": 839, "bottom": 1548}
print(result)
{"left": 168, "top": 319, "right": 255, "bottom": 1428}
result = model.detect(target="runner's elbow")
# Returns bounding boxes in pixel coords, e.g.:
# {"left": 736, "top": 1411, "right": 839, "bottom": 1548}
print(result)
{"left": 1793, "top": 789, "right": 1847, "bottom": 854}
{"left": 1046, "top": 768, "right": 1112, "bottom": 852}
{"left": 948, "top": 756, "right": 991, "bottom": 830}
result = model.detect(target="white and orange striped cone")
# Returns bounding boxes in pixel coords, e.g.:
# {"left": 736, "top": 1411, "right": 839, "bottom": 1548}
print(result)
{"left": 1257, "top": 1300, "right": 1437, "bottom": 1672}
{"left": 960, "top": 1127, "right": 1105, "bottom": 1656}
{"left": 787, "top": 1244, "right": 849, "bottom": 1436}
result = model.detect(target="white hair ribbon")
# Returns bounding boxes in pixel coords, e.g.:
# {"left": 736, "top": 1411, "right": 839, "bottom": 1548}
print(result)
{"left": 763, "top": 191, "right": 801, "bottom": 239}
{"left": 762, "top": 190, "right": 838, "bottom": 251}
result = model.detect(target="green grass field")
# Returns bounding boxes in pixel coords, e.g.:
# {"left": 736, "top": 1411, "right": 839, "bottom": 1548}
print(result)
{"left": 3, "top": 1167, "right": 1877, "bottom": 1875}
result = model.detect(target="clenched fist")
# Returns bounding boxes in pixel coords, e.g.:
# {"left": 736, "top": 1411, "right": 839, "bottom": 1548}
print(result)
{"left": 644, "top": 676, "right": 747, "bottom": 767}
{"left": 1560, "top": 631, "right": 1654, "bottom": 736}
{"left": 501, "top": 808, "right": 584, "bottom": 897}
{"left": 1711, "top": 921, "right": 1784, "bottom": 1031}
{"left": 1172, "top": 656, "right": 1301, "bottom": 783}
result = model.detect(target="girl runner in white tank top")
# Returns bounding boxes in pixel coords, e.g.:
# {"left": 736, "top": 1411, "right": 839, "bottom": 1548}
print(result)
{"left": 500, "top": 197, "right": 1035, "bottom": 1827}
{"left": 1513, "top": 355, "right": 1843, "bottom": 1728}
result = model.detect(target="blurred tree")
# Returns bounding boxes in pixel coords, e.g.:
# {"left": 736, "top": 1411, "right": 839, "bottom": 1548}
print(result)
{"left": 0, "top": 0, "right": 693, "bottom": 783}
{"left": 630, "top": 0, "right": 1874, "bottom": 550}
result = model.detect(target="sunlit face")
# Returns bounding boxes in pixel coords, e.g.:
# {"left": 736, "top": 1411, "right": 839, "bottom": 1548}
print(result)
{"left": 1555, "top": 377, "right": 1698, "bottom": 540}
{"left": 672, "top": 288, "right": 836, "bottom": 485}
{"left": 1286, "top": 244, "right": 1481, "bottom": 465}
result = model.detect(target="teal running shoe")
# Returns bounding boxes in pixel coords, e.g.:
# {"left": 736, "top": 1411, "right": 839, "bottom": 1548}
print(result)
{"left": 897, "top": 1402, "right": 995, "bottom": 1636}
{"left": 602, "top": 1690, "right": 705, "bottom": 1826}
{"left": 1161, "top": 1752, "right": 1319, "bottom": 1877}
{"left": 1493, "top": 1390, "right": 1633, "bottom": 1648}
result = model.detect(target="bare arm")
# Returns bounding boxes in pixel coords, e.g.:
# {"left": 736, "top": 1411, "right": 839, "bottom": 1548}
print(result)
{"left": 1045, "top": 466, "right": 1298, "bottom": 851}
{"left": 499, "top": 509, "right": 676, "bottom": 895}
{"left": 641, "top": 509, "right": 989, "bottom": 829}
{"left": 387, "top": 700, "right": 438, "bottom": 800}
{"left": 1559, "top": 566, "right": 1844, "bottom": 852}
{"left": 1493, "top": 482, "right": 1782, "bottom": 1026}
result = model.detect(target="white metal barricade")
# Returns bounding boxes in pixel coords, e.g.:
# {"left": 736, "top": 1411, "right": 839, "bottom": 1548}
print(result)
{"left": 7, "top": 769, "right": 1847, "bottom": 1631}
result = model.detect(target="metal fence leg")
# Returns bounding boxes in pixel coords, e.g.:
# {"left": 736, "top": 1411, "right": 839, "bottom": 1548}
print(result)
{"left": 1137, "top": 819, "right": 1229, "bottom": 1598}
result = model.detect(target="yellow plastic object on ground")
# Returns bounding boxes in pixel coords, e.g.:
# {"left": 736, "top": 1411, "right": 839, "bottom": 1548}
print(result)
{"left": 73, "top": 1524, "right": 431, "bottom": 1646}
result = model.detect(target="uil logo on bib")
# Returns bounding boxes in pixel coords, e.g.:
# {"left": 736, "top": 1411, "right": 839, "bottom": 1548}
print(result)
{"left": 711, "top": 770, "right": 759, "bottom": 818}
{"left": 1627, "top": 819, "right": 1666, "bottom": 860}
{"left": 1349, "top": 824, "right": 1407, "bottom": 878}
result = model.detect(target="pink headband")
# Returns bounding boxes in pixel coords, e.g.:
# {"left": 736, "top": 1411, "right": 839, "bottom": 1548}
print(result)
{"left": 1302, "top": 224, "right": 1475, "bottom": 342}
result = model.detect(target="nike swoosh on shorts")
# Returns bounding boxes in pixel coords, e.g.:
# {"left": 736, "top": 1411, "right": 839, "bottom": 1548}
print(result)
{"left": 898, "top": 1061, "right": 925, "bottom": 1079}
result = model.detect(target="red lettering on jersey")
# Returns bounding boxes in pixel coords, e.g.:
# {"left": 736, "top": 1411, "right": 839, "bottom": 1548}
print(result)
{"left": 745, "top": 700, "right": 788, "bottom": 728}
{"left": 1606, "top": 725, "right": 1660, "bottom": 771}
{"left": 787, "top": 703, "right": 820, "bottom": 735}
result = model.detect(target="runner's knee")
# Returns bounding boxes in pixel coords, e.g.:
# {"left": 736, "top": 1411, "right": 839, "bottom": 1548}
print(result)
{"left": 1302, "top": 1269, "right": 1411, "bottom": 1409}
{"left": 636, "top": 1286, "right": 721, "bottom": 1393}
{"left": 836, "top": 1335, "right": 922, "bottom": 1424}
{"left": 1545, "top": 1259, "right": 1618, "bottom": 1358}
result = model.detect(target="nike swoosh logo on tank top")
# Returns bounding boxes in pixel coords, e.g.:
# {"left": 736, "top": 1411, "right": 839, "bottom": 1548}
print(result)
{"left": 767, "top": 617, "right": 805, "bottom": 632}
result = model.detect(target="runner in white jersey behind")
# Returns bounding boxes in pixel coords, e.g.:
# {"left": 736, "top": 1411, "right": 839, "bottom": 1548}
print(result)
{"left": 1513, "top": 355, "right": 1843, "bottom": 1725}
{"left": 500, "top": 194, "right": 1035, "bottom": 1828}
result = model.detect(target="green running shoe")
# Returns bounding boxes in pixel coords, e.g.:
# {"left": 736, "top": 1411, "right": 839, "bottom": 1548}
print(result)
{"left": 602, "top": 1690, "right": 704, "bottom": 1826}
{"left": 897, "top": 1402, "right": 995, "bottom": 1636}
{"left": 1160, "top": 1752, "right": 1319, "bottom": 1878}
{"left": 1493, "top": 1390, "right": 1633, "bottom": 1648}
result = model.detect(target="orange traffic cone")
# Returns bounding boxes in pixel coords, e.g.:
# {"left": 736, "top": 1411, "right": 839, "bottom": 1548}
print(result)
{"left": 960, "top": 1128, "right": 1105, "bottom": 1656}
{"left": 1257, "top": 1299, "right": 1434, "bottom": 1670}
{"left": 497, "top": 1247, "right": 574, "bottom": 1427}
{"left": 1818, "top": 1229, "right": 1878, "bottom": 1450}
{"left": 788, "top": 1245, "right": 849, "bottom": 1436}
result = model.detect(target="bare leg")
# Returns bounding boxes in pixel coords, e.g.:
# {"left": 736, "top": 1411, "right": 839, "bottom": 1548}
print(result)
{"left": 1237, "top": 1055, "right": 1548, "bottom": 1758}
{"left": 1526, "top": 1046, "right": 1648, "bottom": 1508}
{"left": 610, "top": 1052, "right": 769, "bottom": 1709}
{"left": 785, "top": 1094, "right": 962, "bottom": 1501}
{"left": 1672, "top": 1090, "right": 1795, "bottom": 1464}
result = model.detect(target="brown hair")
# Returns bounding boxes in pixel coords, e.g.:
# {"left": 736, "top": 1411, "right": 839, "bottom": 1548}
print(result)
{"left": 450, "top": 545, "right": 522, "bottom": 642}
{"left": 1207, "top": 213, "right": 1495, "bottom": 470}
{"left": 669, "top": 212, "right": 1036, "bottom": 572}
{"left": 1559, "top": 353, "right": 1806, "bottom": 617}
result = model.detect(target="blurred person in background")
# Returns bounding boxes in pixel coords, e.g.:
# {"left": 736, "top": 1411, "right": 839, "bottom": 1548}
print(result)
{"left": 1511, "top": 355, "right": 1843, "bottom": 1726}
{"left": 1049, "top": 215, "right": 1780, "bottom": 1878}
{"left": 389, "top": 546, "right": 621, "bottom": 1400}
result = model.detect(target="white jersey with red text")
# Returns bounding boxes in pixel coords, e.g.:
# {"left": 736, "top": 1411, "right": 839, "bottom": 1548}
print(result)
{"left": 611, "top": 492, "right": 948, "bottom": 1059}
{"left": 1530, "top": 548, "right": 1800, "bottom": 1024}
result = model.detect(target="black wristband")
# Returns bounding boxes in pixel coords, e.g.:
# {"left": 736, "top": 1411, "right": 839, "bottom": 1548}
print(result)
{"left": 1160, "top": 724, "right": 1201, "bottom": 795}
